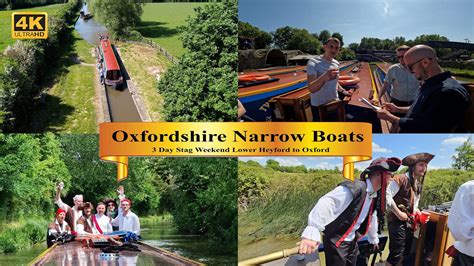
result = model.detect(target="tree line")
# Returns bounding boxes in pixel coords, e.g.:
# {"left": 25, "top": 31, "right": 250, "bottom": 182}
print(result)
{"left": 239, "top": 22, "right": 354, "bottom": 60}
{"left": 0, "top": 134, "right": 237, "bottom": 252}
{"left": 239, "top": 21, "right": 462, "bottom": 59}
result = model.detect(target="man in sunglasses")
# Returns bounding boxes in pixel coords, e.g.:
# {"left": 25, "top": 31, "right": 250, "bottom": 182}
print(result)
{"left": 378, "top": 45, "right": 420, "bottom": 115}
{"left": 376, "top": 45, "right": 471, "bottom": 133}
{"left": 299, "top": 157, "right": 401, "bottom": 265}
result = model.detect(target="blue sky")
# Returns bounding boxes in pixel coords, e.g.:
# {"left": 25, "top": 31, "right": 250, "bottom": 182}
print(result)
{"left": 239, "top": 134, "right": 474, "bottom": 170}
{"left": 239, "top": 0, "right": 474, "bottom": 46}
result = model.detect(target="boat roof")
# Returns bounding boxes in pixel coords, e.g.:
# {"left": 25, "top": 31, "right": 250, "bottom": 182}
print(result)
{"left": 30, "top": 241, "right": 203, "bottom": 266}
{"left": 100, "top": 39, "right": 120, "bottom": 71}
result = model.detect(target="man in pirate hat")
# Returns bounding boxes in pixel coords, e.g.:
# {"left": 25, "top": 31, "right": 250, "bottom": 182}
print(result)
{"left": 386, "top": 152, "right": 434, "bottom": 266}
{"left": 299, "top": 157, "right": 401, "bottom": 265}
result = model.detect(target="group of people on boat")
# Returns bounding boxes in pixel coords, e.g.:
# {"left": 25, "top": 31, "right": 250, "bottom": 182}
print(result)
{"left": 298, "top": 153, "right": 473, "bottom": 265}
{"left": 47, "top": 183, "right": 140, "bottom": 247}
{"left": 306, "top": 37, "right": 471, "bottom": 133}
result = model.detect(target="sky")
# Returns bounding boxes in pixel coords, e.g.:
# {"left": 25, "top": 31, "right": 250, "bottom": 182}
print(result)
{"left": 239, "top": 134, "right": 474, "bottom": 170}
{"left": 239, "top": 0, "right": 474, "bottom": 45}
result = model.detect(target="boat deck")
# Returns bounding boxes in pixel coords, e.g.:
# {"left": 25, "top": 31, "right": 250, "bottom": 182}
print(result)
{"left": 30, "top": 241, "right": 202, "bottom": 266}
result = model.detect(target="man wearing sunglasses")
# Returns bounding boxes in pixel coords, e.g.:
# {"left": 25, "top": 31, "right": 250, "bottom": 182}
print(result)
{"left": 377, "top": 45, "right": 471, "bottom": 132}
{"left": 378, "top": 45, "right": 420, "bottom": 115}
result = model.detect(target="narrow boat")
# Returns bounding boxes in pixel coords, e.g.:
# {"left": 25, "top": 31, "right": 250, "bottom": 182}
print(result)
{"left": 239, "top": 61, "right": 357, "bottom": 121}
{"left": 98, "top": 36, "right": 124, "bottom": 90}
{"left": 29, "top": 240, "right": 203, "bottom": 265}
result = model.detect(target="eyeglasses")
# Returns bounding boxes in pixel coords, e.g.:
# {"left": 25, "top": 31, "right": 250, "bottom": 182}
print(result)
{"left": 407, "top": 58, "right": 431, "bottom": 71}
{"left": 108, "top": 204, "right": 115, "bottom": 207}
{"left": 397, "top": 56, "right": 404, "bottom": 60}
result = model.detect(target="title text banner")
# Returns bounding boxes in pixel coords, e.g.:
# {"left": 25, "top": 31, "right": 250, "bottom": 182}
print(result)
{"left": 99, "top": 122, "right": 372, "bottom": 181}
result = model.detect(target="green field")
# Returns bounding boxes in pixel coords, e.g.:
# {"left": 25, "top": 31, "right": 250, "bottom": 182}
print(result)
{"left": 0, "top": 4, "right": 64, "bottom": 52}
{"left": 118, "top": 42, "right": 171, "bottom": 121}
{"left": 30, "top": 29, "right": 97, "bottom": 133}
{"left": 137, "top": 3, "right": 208, "bottom": 57}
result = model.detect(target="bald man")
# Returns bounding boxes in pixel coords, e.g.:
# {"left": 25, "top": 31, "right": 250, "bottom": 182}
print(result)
{"left": 376, "top": 45, "right": 471, "bottom": 133}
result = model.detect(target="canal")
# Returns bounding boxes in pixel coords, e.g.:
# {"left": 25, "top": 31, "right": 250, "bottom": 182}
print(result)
{"left": 0, "top": 219, "right": 235, "bottom": 265}
{"left": 74, "top": 3, "right": 142, "bottom": 122}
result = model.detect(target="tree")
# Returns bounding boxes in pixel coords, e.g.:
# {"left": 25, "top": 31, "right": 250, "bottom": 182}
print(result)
{"left": 266, "top": 159, "right": 280, "bottom": 171}
{"left": 336, "top": 47, "right": 356, "bottom": 61}
{"left": 272, "top": 26, "right": 293, "bottom": 49}
{"left": 157, "top": 1, "right": 237, "bottom": 121}
{"left": 332, "top": 32, "right": 344, "bottom": 47}
{"left": 452, "top": 137, "right": 474, "bottom": 171}
{"left": 348, "top": 43, "right": 359, "bottom": 52}
{"left": 238, "top": 21, "right": 271, "bottom": 49}
{"left": 319, "top": 30, "right": 331, "bottom": 44}
{"left": 165, "top": 158, "right": 237, "bottom": 253}
{"left": 89, "top": 0, "right": 144, "bottom": 37}
{"left": 272, "top": 27, "right": 321, "bottom": 54}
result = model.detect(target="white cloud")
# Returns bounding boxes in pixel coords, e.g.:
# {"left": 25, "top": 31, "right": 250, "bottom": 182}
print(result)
{"left": 442, "top": 136, "right": 469, "bottom": 145}
{"left": 373, "top": 142, "right": 392, "bottom": 153}
{"left": 355, "top": 161, "right": 371, "bottom": 171}
{"left": 313, "top": 161, "right": 340, "bottom": 170}
{"left": 428, "top": 165, "right": 445, "bottom": 170}
{"left": 275, "top": 157, "right": 303, "bottom": 167}
{"left": 383, "top": 0, "right": 391, "bottom": 16}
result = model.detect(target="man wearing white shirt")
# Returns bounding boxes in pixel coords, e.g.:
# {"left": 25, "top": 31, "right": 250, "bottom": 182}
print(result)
{"left": 112, "top": 198, "right": 140, "bottom": 235}
{"left": 54, "top": 183, "right": 83, "bottom": 232}
{"left": 299, "top": 157, "right": 402, "bottom": 265}
{"left": 76, "top": 202, "right": 100, "bottom": 236}
{"left": 448, "top": 180, "right": 474, "bottom": 266}
{"left": 93, "top": 202, "right": 112, "bottom": 234}
{"left": 386, "top": 152, "right": 433, "bottom": 266}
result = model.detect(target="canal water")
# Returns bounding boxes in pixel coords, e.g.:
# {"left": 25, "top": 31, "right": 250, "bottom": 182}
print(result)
{"left": 141, "top": 219, "right": 235, "bottom": 265}
{"left": 0, "top": 219, "right": 235, "bottom": 265}
{"left": 74, "top": 3, "right": 142, "bottom": 122}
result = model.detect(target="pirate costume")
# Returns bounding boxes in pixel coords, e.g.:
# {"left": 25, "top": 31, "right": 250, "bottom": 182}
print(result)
{"left": 386, "top": 152, "right": 434, "bottom": 265}
{"left": 301, "top": 157, "right": 401, "bottom": 265}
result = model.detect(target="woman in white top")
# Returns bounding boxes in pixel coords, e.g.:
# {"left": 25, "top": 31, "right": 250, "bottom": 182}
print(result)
{"left": 93, "top": 202, "right": 113, "bottom": 234}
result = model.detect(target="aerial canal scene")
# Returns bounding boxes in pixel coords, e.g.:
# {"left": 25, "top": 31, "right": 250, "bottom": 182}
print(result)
{"left": 238, "top": 0, "right": 473, "bottom": 133}
{"left": 0, "top": 0, "right": 236, "bottom": 133}
{"left": 0, "top": 134, "right": 237, "bottom": 264}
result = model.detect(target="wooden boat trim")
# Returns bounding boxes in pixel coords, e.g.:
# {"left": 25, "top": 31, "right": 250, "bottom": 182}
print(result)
{"left": 238, "top": 77, "right": 307, "bottom": 98}
{"left": 28, "top": 243, "right": 57, "bottom": 266}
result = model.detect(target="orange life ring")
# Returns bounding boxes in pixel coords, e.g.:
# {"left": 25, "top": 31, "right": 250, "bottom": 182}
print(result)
{"left": 238, "top": 74, "right": 271, "bottom": 83}
{"left": 338, "top": 76, "right": 360, "bottom": 87}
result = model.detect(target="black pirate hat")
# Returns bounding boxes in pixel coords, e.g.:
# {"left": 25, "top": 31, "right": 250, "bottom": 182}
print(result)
{"left": 402, "top": 153, "right": 435, "bottom": 166}
{"left": 360, "top": 157, "right": 402, "bottom": 179}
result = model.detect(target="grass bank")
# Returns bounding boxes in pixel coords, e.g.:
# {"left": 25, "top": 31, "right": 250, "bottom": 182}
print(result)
{"left": 445, "top": 67, "right": 474, "bottom": 80}
{"left": 30, "top": 29, "right": 97, "bottom": 133}
{"left": 117, "top": 42, "right": 171, "bottom": 121}
{"left": 0, "top": 219, "right": 48, "bottom": 254}
{"left": 238, "top": 161, "right": 473, "bottom": 261}
{"left": 0, "top": 4, "right": 64, "bottom": 52}
{"left": 137, "top": 3, "right": 207, "bottom": 57}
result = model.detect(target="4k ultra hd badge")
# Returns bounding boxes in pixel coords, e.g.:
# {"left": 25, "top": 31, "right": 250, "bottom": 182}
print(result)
{"left": 12, "top": 12, "right": 48, "bottom": 39}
